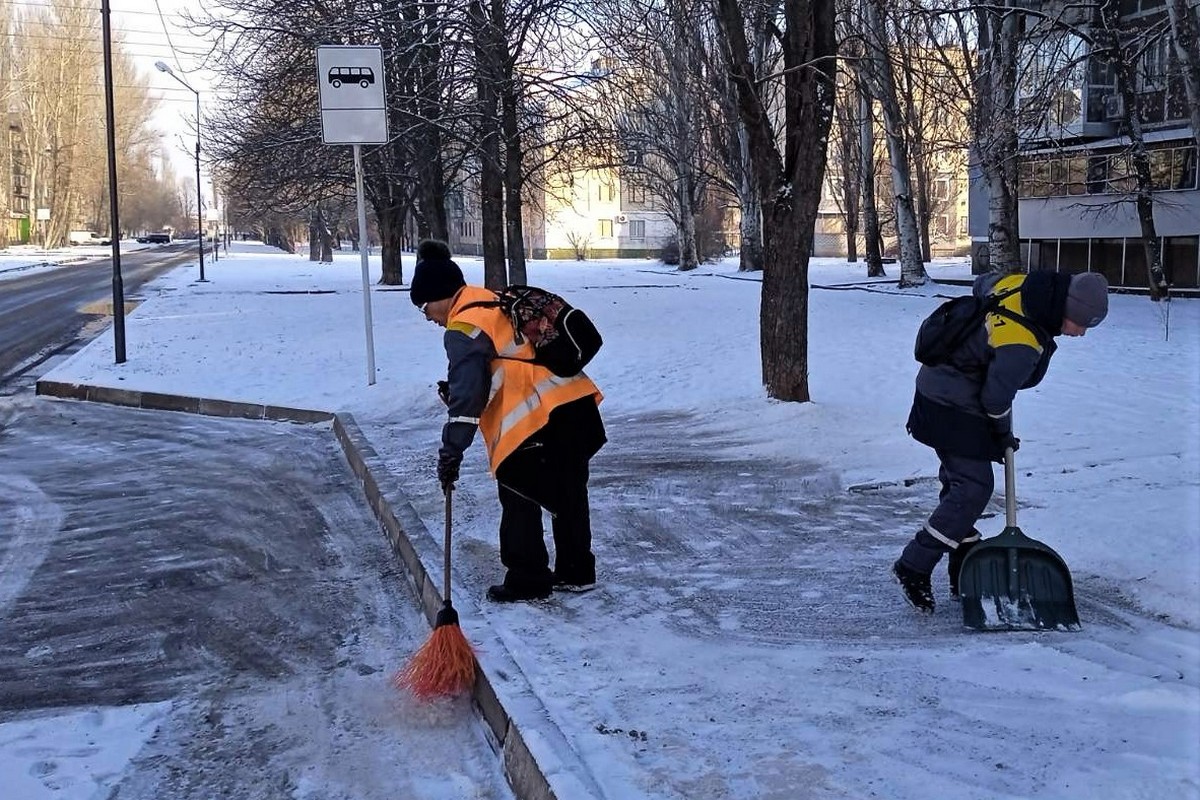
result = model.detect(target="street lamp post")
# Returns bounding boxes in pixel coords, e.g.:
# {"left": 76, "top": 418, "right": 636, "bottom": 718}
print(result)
{"left": 155, "top": 61, "right": 206, "bottom": 282}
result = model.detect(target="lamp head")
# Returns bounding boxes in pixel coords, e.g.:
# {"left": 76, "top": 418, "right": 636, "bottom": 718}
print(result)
{"left": 154, "top": 61, "right": 171, "bottom": 74}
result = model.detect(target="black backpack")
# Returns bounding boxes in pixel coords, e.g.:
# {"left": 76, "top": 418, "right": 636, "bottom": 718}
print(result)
{"left": 914, "top": 286, "right": 1033, "bottom": 367}
{"left": 462, "top": 285, "right": 602, "bottom": 377}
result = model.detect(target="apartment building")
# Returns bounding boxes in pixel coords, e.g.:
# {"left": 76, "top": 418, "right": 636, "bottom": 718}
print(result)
{"left": 969, "top": 0, "right": 1199, "bottom": 289}
{"left": 5, "top": 115, "right": 31, "bottom": 243}
{"left": 446, "top": 163, "right": 703, "bottom": 261}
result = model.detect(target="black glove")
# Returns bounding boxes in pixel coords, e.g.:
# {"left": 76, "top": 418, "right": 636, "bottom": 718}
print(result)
{"left": 996, "top": 432, "right": 1020, "bottom": 455}
{"left": 989, "top": 418, "right": 1019, "bottom": 461}
{"left": 436, "top": 380, "right": 450, "bottom": 406}
{"left": 437, "top": 450, "right": 461, "bottom": 489}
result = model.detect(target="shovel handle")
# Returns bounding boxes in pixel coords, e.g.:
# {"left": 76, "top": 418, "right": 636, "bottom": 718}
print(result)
{"left": 1004, "top": 447, "right": 1017, "bottom": 528}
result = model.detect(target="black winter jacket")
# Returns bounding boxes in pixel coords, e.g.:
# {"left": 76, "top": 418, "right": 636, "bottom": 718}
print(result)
{"left": 907, "top": 270, "right": 1069, "bottom": 460}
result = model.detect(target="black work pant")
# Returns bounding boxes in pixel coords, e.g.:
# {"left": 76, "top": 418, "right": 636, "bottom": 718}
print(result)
{"left": 900, "top": 449, "right": 994, "bottom": 574}
{"left": 492, "top": 398, "right": 603, "bottom": 592}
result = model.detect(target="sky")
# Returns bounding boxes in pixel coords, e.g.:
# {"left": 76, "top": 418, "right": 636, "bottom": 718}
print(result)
{"left": 2, "top": 240, "right": 1197, "bottom": 798}
{"left": 107, "top": 0, "right": 222, "bottom": 199}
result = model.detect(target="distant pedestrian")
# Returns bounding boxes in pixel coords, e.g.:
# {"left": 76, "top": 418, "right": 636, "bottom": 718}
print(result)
{"left": 411, "top": 240, "right": 606, "bottom": 602}
{"left": 894, "top": 270, "right": 1109, "bottom": 613}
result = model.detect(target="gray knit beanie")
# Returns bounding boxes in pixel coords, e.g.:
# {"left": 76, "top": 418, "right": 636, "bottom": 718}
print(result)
{"left": 1065, "top": 272, "right": 1109, "bottom": 328}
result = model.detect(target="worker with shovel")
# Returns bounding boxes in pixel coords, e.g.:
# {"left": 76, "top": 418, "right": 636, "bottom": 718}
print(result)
{"left": 894, "top": 270, "right": 1109, "bottom": 613}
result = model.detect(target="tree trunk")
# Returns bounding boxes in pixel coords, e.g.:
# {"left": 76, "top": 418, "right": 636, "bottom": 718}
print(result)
{"left": 1165, "top": 0, "right": 1200, "bottom": 151}
{"left": 501, "top": 81, "right": 528, "bottom": 284}
{"left": 473, "top": 0, "right": 506, "bottom": 289}
{"left": 865, "top": 0, "right": 926, "bottom": 286}
{"left": 860, "top": 91, "right": 885, "bottom": 277}
{"left": 975, "top": 8, "right": 1022, "bottom": 273}
{"left": 737, "top": 125, "right": 764, "bottom": 271}
{"left": 676, "top": 170, "right": 699, "bottom": 271}
{"left": 309, "top": 207, "right": 321, "bottom": 261}
{"left": 714, "top": 0, "right": 837, "bottom": 402}
{"left": 914, "top": 161, "right": 932, "bottom": 263}
{"left": 317, "top": 205, "right": 335, "bottom": 263}
{"left": 835, "top": 77, "right": 860, "bottom": 263}
{"left": 760, "top": 202, "right": 811, "bottom": 400}
{"left": 739, "top": 193, "right": 764, "bottom": 271}
{"left": 377, "top": 201, "right": 406, "bottom": 286}
{"left": 1100, "top": 2, "right": 1169, "bottom": 298}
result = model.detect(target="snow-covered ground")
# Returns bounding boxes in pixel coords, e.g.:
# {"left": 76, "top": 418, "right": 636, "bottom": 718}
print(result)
{"left": 21, "top": 240, "right": 1200, "bottom": 798}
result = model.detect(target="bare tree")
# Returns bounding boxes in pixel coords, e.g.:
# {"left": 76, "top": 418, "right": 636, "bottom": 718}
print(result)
{"left": 470, "top": 0, "right": 508, "bottom": 287}
{"left": 590, "top": 0, "right": 712, "bottom": 271}
{"left": 920, "top": 0, "right": 1023, "bottom": 273}
{"left": 831, "top": 66, "right": 862, "bottom": 262}
{"left": 0, "top": 0, "right": 13, "bottom": 247}
{"left": 1095, "top": 0, "right": 1169, "bottom": 298}
{"left": 715, "top": 0, "right": 838, "bottom": 402}
{"left": 859, "top": 0, "right": 927, "bottom": 285}
{"left": 1164, "top": 0, "right": 1200, "bottom": 151}
{"left": 704, "top": 0, "right": 770, "bottom": 272}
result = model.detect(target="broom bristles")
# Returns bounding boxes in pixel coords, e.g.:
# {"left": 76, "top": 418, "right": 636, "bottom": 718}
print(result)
{"left": 393, "top": 622, "right": 476, "bottom": 700}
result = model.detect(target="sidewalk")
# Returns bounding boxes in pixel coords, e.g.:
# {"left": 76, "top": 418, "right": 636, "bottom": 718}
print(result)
{"left": 34, "top": 241, "right": 1200, "bottom": 799}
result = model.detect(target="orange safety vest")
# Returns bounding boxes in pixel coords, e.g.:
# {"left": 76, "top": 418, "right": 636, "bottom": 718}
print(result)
{"left": 448, "top": 286, "right": 602, "bottom": 473}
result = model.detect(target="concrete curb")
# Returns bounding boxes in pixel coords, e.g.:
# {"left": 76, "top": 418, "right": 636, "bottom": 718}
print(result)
{"left": 33, "top": 379, "right": 576, "bottom": 800}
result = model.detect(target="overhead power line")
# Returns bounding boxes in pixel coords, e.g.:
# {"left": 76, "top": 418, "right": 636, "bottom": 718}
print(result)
{"left": 5, "top": 0, "right": 189, "bottom": 17}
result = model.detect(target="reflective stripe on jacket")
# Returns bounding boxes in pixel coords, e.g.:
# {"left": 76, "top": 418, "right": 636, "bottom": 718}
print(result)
{"left": 449, "top": 286, "right": 601, "bottom": 472}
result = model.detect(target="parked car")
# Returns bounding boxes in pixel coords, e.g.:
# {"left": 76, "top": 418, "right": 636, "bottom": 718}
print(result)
{"left": 68, "top": 230, "right": 111, "bottom": 246}
{"left": 139, "top": 232, "right": 172, "bottom": 244}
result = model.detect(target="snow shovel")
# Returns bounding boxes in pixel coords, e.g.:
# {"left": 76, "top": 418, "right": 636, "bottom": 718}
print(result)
{"left": 959, "top": 447, "right": 1081, "bottom": 632}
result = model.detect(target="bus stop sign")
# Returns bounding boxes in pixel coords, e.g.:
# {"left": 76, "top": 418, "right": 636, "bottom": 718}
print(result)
{"left": 316, "top": 45, "right": 388, "bottom": 145}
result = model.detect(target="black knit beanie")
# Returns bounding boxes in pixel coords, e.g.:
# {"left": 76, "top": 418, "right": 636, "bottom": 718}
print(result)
{"left": 409, "top": 240, "right": 465, "bottom": 306}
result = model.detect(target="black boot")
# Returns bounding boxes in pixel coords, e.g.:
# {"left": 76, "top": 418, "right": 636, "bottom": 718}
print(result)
{"left": 486, "top": 583, "right": 551, "bottom": 603}
{"left": 947, "top": 534, "right": 981, "bottom": 599}
{"left": 892, "top": 560, "right": 935, "bottom": 613}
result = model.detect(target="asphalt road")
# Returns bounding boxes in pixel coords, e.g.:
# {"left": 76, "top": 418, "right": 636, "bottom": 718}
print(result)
{"left": 0, "top": 243, "right": 202, "bottom": 384}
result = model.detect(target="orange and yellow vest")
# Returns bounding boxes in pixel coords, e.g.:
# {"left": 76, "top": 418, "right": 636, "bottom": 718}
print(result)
{"left": 448, "top": 286, "right": 602, "bottom": 473}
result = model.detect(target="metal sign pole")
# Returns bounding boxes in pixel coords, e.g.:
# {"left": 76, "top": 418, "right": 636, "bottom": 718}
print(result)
{"left": 101, "top": 0, "right": 126, "bottom": 363}
{"left": 317, "top": 44, "right": 386, "bottom": 388}
{"left": 353, "top": 144, "right": 377, "bottom": 386}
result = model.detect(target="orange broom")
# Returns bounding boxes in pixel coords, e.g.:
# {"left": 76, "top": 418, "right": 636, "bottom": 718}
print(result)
{"left": 393, "top": 485, "right": 476, "bottom": 699}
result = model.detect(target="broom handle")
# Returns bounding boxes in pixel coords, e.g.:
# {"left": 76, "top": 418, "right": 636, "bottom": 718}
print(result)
{"left": 444, "top": 486, "right": 453, "bottom": 604}
{"left": 1004, "top": 447, "right": 1017, "bottom": 528}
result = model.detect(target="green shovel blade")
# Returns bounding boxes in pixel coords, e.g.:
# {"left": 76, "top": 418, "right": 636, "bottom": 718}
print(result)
{"left": 959, "top": 526, "right": 1081, "bottom": 632}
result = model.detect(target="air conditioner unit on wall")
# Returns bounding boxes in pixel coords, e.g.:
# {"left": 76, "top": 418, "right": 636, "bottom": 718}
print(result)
{"left": 615, "top": 213, "right": 629, "bottom": 224}
{"left": 1103, "top": 93, "right": 1125, "bottom": 120}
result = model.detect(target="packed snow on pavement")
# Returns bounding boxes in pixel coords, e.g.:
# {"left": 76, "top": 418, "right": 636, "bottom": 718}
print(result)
{"left": 21, "top": 240, "right": 1200, "bottom": 798}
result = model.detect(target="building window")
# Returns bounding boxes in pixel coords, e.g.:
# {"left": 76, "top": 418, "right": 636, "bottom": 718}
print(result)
{"left": 628, "top": 184, "right": 646, "bottom": 203}
{"left": 598, "top": 219, "right": 613, "bottom": 238}
{"left": 1020, "top": 145, "right": 1197, "bottom": 196}
{"left": 598, "top": 184, "right": 616, "bottom": 202}
{"left": 629, "top": 219, "right": 646, "bottom": 240}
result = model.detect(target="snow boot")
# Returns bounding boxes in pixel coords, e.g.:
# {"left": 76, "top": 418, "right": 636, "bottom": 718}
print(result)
{"left": 552, "top": 569, "right": 597, "bottom": 593}
{"left": 893, "top": 560, "right": 935, "bottom": 613}
{"left": 486, "top": 583, "right": 551, "bottom": 603}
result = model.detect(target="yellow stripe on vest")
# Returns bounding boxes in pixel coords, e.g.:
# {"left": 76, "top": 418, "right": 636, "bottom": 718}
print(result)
{"left": 447, "top": 321, "right": 480, "bottom": 337}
